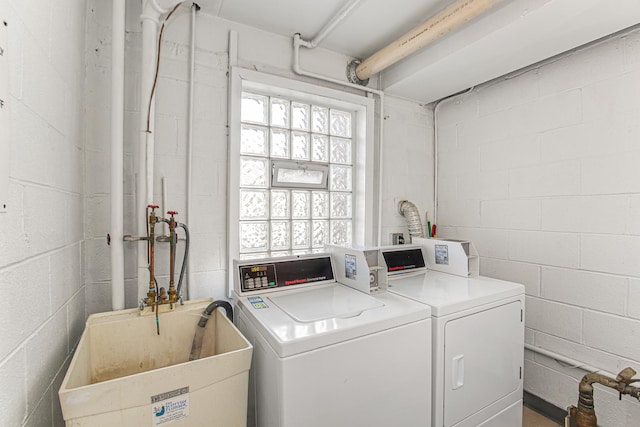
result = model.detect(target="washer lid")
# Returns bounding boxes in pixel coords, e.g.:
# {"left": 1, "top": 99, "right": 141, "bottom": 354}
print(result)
{"left": 388, "top": 270, "right": 524, "bottom": 316}
{"left": 269, "top": 285, "right": 384, "bottom": 322}
{"left": 235, "top": 283, "right": 431, "bottom": 357}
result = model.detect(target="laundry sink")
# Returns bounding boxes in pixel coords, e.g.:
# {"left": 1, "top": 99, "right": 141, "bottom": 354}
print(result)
{"left": 59, "top": 298, "right": 252, "bottom": 426}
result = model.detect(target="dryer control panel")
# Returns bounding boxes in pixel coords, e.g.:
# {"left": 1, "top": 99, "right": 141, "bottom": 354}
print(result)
{"left": 382, "top": 247, "right": 426, "bottom": 274}
{"left": 235, "top": 255, "right": 335, "bottom": 296}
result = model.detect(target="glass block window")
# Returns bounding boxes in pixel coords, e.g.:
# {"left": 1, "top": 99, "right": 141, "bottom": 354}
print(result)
{"left": 239, "top": 92, "right": 354, "bottom": 255}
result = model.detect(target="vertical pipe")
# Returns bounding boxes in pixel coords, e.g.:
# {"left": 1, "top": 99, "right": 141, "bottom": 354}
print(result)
{"left": 226, "top": 30, "right": 238, "bottom": 299}
{"left": 185, "top": 3, "right": 197, "bottom": 300}
{"left": 111, "top": 0, "right": 126, "bottom": 310}
{"left": 432, "top": 86, "right": 474, "bottom": 225}
{"left": 138, "top": 12, "right": 160, "bottom": 301}
{"left": 161, "top": 176, "right": 168, "bottom": 235}
{"left": 376, "top": 93, "right": 384, "bottom": 246}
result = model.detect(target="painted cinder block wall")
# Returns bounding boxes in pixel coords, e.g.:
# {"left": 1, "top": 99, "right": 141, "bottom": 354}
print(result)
{"left": 0, "top": 1, "right": 86, "bottom": 426}
{"left": 84, "top": 1, "right": 434, "bottom": 315}
{"left": 436, "top": 26, "right": 640, "bottom": 425}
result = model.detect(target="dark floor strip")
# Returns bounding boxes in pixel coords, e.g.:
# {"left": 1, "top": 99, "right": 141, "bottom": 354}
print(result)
{"left": 524, "top": 391, "right": 568, "bottom": 424}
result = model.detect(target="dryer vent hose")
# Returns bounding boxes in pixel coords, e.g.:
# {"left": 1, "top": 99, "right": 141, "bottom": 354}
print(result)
{"left": 398, "top": 200, "right": 424, "bottom": 240}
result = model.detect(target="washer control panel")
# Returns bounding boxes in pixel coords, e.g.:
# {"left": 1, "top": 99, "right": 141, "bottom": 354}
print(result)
{"left": 236, "top": 255, "right": 335, "bottom": 295}
{"left": 239, "top": 264, "right": 277, "bottom": 291}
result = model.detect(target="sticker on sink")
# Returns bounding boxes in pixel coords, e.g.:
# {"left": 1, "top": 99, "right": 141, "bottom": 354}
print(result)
{"left": 151, "top": 386, "right": 190, "bottom": 426}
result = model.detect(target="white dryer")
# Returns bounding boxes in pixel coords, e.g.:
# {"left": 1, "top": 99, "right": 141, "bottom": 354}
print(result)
{"left": 381, "top": 246, "right": 525, "bottom": 427}
{"left": 233, "top": 253, "right": 432, "bottom": 427}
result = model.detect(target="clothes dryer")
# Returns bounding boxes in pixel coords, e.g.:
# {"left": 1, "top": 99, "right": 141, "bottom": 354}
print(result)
{"left": 381, "top": 246, "right": 525, "bottom": 427}
{"left": 233, "top": 253, "right": 432, "bottom": 427}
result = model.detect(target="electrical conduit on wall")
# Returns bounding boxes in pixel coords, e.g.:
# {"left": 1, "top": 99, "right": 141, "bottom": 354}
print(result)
{"left": 432, "top": 86, "right": 474, "bottom": 226}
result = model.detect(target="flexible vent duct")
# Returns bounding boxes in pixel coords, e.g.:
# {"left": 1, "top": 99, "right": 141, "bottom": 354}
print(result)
{"left": 398, "top": 200, "right": 424, "bottom": 240}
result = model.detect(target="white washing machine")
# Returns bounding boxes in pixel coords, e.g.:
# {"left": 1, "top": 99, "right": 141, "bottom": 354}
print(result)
{"left": 380, "top": 246, "right": 525, "bottom": 427}
{"left": 233, "top": 253, "right": 432, "bottom": 427}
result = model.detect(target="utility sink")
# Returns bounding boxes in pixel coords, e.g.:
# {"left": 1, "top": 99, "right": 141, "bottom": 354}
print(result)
{"left": 59, "top": 298, "right": 252, "bottom": 427}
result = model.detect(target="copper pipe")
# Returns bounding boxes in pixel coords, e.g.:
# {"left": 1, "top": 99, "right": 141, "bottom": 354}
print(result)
{"left": 146, "top": 204, "right": 159, "bottom": 309}
{"left": 167, "top": 211, "right": 178, "bottom": 308}
{"left": 569, "top": 367, "right": 640, "bottom": 427}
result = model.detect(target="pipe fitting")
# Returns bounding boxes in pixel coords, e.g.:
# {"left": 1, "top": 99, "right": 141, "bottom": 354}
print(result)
{"left": 570, "top": 367, "right": 640, "bottom": 427}
{"left": 346, "top": 59, "right": 369, "bottom": 86}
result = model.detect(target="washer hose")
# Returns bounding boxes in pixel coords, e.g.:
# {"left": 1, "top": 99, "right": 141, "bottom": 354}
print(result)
{"left": 398, "top": 200, "right": 424, "bottom": 240}
{"left": 176, "top": 222, "right": 190, "bottom": 298}
{"left": 189, "top": 300, "right": 233, "bottom": 361}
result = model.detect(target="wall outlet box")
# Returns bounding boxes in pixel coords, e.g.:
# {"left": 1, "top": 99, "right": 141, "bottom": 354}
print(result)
{"left": 391, "top": 233, "right": 405, "bottom": 245}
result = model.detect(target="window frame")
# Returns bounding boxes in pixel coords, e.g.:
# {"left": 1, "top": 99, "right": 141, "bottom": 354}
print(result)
{"left": 228, "top": 67, "right": 376, "bottom": 295}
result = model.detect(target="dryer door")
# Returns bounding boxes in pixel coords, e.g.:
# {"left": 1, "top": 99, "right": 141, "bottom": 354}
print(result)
{"left": 443, "top": 300, "right": 523, "bottom": 427}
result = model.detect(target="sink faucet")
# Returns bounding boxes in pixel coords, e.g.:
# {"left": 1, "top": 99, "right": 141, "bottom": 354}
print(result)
{"left": 568, "top": 367, "right": 640, "bottom": 427}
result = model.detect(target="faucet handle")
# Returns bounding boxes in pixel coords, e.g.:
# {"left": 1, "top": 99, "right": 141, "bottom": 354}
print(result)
{"left": 167, "top": 210, "right": 178, "bottom": 216}
{"left": 617, "top": 367, "right": 637, "bottom": 385}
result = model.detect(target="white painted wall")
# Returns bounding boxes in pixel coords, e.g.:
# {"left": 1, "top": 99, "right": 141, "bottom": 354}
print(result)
{"left": 381, "top": 97, "right": 434, "bottom": 242}
{"left": 0, "top": 1, "right": 86, "bottom": 426}
{"left": 6, "top": 0, "right": 638, "bottom": 424}
{"left": 4, "top": 0, "right": 639, "bottom": 424}
{"left": 84, "top": 1, "right": 433, "bottom": 314}
{"left": 436, "top": 26, "right": 640, "bottom": 424}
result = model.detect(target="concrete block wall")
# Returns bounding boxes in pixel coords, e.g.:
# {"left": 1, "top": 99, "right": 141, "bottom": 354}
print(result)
{"left": 436, "top": 26, "right": 640, "bottom": 424}
{"left": 381, "top": 97, "right": 434, "bottom": 244}
{"left": 0, "top": 1, "right": 86, "bottom": 426}
{"left": 84, "top": 2, "right": 432, "bottom": 314}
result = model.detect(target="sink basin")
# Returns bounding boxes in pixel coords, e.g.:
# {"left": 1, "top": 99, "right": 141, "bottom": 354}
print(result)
{"left": 59, "top": 298, "right": 252, "bottom": 426}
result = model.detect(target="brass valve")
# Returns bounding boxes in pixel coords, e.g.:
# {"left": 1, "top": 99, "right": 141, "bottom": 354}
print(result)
{"left": 569, "top": 367, "right": 640, "bottom": 427}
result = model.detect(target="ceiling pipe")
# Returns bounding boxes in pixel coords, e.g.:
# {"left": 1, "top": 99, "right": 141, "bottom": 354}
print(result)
{"left": 306, "top": 0, "right": 362, "bottom": 48}
{"left": 347, "top": 0, "right": 506, "bottom": 85}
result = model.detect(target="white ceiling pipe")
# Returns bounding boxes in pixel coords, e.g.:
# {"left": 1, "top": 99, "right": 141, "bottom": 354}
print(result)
{"left": 292, "top": 35, "right": 383, "bottom": 97}
{"left": 350, "top": 0, "right": 506, "bottom": 83}
{"left": 307, "top": 0, "right": 362, "bottom": 48}
{"left": 111, "top": 0, "right": 126, "bottom": 310}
